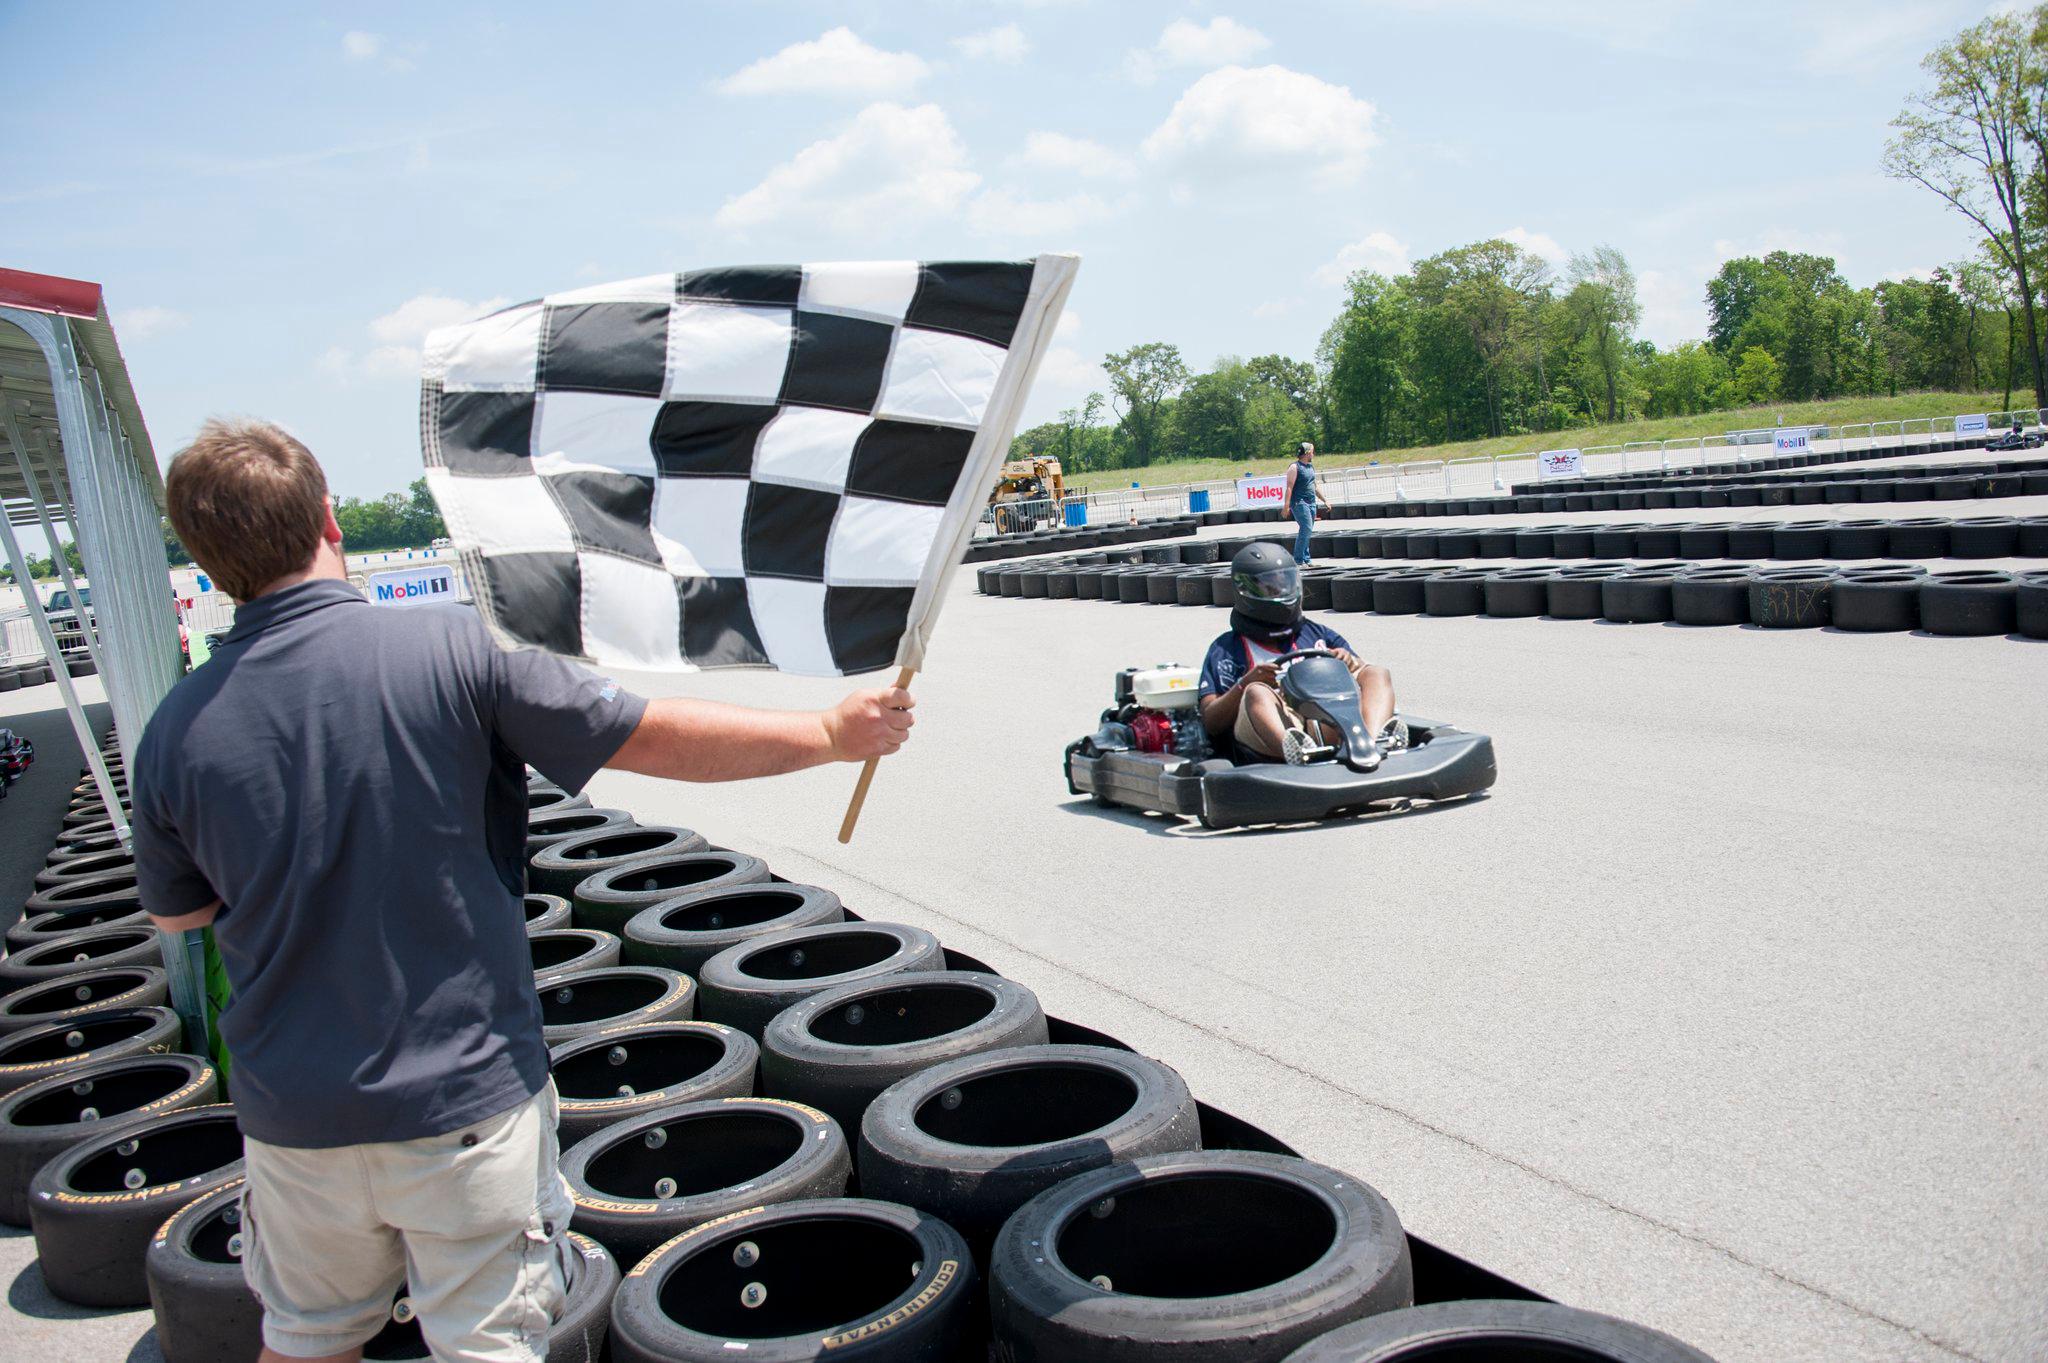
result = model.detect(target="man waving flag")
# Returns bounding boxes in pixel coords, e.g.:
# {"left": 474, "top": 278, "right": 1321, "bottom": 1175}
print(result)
{"left": 420, "top": 254, "right": 1078, "bottom": 677}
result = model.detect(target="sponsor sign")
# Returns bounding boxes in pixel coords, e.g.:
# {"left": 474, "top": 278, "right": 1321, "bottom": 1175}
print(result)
{"left": 1957, "top": 413, "right": 1989, "bottom": 434}
{"left": 1235, "top": 474, "right": 1289, "bottom": 508}
{"left": 1772, "top": 428, "right": 1811, "bottom": 454}
{"left": 1536, "top": 449, "right": 1583, "bottom": 480}
{"left": 366, "top": 564, "right": 455, "bottom": 608}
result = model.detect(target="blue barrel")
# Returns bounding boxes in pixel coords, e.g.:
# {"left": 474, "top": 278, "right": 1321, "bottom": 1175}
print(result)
{"left": 1188, "top": 489, "right": 1211, "bottom": 513}
{"left": 195, "top": 572, "right": 212, "bottom": 593}
{"left": 1063, "top": 500, "right": 1088, "bottom": 527}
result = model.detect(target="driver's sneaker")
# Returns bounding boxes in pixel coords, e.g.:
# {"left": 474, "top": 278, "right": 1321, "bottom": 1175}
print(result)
{"left": 1379, "top": 717, "right": 1410, "bottom": 753}
{"left": 1281, "top": 727, "right": 1316, "bottom": 766}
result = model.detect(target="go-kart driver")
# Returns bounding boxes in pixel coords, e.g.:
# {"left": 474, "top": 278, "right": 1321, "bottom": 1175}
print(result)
{"left": 1197, "top": 543, "right": 1399, "bottom": 769}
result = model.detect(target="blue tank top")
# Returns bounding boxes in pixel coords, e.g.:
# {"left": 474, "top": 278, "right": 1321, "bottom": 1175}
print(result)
{"left": 1290, "top": 460, "right": 1317, "bottom": 505}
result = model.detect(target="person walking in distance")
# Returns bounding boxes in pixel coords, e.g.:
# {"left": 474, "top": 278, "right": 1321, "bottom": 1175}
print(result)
{"left": 1283, "top": 440, "right": 1330, "bottom": 565}
{"left": 131, "top": 419, "right": 915, "bottom": 1363}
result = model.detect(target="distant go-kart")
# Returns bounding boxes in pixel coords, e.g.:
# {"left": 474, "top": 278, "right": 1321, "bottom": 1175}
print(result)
{"left": 1984, "top": 425, "right": 2044, "bottom": 451}
{"left": 1064, "top": 653, "right": 1497, "bottom": 830}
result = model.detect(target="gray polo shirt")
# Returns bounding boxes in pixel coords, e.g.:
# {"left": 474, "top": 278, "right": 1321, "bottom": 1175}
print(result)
{"left": 131, "top": 578, "right": 646, "bottom": 1148}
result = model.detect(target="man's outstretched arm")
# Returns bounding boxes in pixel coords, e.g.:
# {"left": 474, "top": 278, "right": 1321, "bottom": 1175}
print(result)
{"left": 607, "top": 686, "right": 915, "bottom": 783}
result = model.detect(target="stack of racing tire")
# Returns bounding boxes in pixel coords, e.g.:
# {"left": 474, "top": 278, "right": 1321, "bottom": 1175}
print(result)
{"left": 3, "top": 747, "right": 1720, "bottom": 1361}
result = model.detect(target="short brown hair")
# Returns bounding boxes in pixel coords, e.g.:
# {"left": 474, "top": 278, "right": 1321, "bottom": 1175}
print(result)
{"left": 166, "top": 419, "right": 330, "bottom": 602}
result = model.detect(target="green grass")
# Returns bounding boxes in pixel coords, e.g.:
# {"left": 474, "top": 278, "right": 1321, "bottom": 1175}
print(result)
{"left": 1064, "top": 391, "right": 2019, "bottom": 492}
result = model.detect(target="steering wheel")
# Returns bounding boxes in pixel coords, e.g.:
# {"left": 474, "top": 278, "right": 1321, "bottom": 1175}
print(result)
{"left": 1265, "top": 646, "right": 1341, "bottom": 676}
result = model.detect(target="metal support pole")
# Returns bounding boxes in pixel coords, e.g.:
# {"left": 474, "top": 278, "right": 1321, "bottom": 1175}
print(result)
{"left": 1, "top": 408, "right": 106, "bottom": 676}
{"left": 0, "top": 500, "right": 125, "bottom": 840}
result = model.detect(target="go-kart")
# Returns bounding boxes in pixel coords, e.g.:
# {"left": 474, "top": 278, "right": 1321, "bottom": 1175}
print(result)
{"left": 1985, "top": 426, "right": 2044, "bottom": 451}
{"left": 1064, "top": 650, "right": 1497, "bottom": 830}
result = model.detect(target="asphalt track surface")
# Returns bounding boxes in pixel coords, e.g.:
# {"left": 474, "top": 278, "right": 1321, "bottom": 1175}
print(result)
{"left": 0, "top": 446, "right": 2042, "bottom": 1362}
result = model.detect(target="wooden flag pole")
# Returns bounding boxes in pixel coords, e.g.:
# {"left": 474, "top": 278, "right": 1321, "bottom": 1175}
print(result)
{"left": 837, "top": 666, "right": 918, "bottom": 844}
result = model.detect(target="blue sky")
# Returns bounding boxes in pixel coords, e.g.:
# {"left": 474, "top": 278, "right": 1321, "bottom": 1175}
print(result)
{"left": 0, "top": 0, "right": 2009, "bottom": 501}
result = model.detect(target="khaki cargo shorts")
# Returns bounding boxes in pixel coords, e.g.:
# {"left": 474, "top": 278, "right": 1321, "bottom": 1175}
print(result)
{"left": 240, "top": 1081, "right": 573, "bottom": 1361}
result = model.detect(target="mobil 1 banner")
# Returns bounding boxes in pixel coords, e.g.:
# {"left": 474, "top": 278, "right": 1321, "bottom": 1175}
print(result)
{"left": 1956, "top": 413, "right": 1989, "bottom": 435}
{"left": 366, "top": 563, "right": 457, "bottom": 608}
{"left": 1772, "top": 428, "right": 1812, "bottom": 455}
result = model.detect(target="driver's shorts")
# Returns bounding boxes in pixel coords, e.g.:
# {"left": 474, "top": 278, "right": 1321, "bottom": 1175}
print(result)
{"left": 1233, "top": 682, "right": 1306, "bottom": 759}
{"left": 239, "top": 1081, "right": 573, "bottom": 1361}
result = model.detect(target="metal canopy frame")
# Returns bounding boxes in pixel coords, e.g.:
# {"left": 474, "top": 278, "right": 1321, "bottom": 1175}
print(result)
{"left": 0, "top": 267, "right": 201, "bottom": 1038}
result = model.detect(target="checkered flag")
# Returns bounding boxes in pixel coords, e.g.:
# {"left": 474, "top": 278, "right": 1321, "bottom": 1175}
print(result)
{"left": 419, "top": 255, "right": 1078, "bottom": 675}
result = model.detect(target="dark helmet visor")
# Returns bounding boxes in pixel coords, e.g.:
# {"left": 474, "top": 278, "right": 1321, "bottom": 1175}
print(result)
{"left": 1235, "top": 562, "right": 1300, "bottom": 605}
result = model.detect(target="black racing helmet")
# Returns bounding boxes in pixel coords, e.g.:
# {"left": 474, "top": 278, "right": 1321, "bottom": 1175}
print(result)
{"left": 1231, "top": 542, "right": 1301, "bottom": 628}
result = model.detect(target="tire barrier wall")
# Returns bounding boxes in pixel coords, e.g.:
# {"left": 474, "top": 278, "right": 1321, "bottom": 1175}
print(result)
{"left": 0, "top": 742, "right": 1723, "bottom": 1361}
{"left": 980, "top": 557, "right": 2048, "bottom": 637}
{"left": 963, "top": 440, "right": 2044, "bottom": 564}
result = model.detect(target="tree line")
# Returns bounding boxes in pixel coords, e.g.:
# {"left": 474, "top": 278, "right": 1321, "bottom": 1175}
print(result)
{"left": 1014, "top": 6, "right": 2048, "bottom": 473}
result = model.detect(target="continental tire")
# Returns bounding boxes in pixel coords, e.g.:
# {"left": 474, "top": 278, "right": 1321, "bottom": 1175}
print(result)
{"left": 1601, "top": 571, "right": 1677, "bottom": 624}
{"left": 532, "top": 929, "right": 624, "bottom": 983}
{"left": 572, "top": 851, "right": 771, "bottom": 936}
{"left": 1748, "top": 568, "right": 1835, "bottom": 629}
{"left": 539, "top": 968, "right": 696, "bottom": 1047}
{"left": 1671, "top": 568, "right": 1756, "bottom": 627}
{"left": 33, "top": 848, "right": 135, "bottom": 889}
{"left": 761, "top": 972, "right": 1048, "bottom": 1138}
{"left": 606, "top": 1198, "right": 974, "bottom": 1363}
{"left": 28, "top": 1102, "right": 245, "bottom": 1307}
{"left": 0, "top": 1008, "right": 183, "bottom": 1100}
{"left": 1948, "top": 517, "right": 2019, "bottom": 559}
{"left": 621, "top": 883, "right": 845, "bottom": 976}
{"left": 144, "top": 1177, "right": 263, "bottom": 1363}
{"left": 0, "top": 1053, "right": 217, "bottom": 1226}
{"left": 696, "top": 922, "right": 946, "bottom": 1039}
{"left": 46, "top": 829, "right": 126, "bottom": 863}
{"left": 1481, "top": 568, "right": 1556, "bottom": 618}
{"left": 1919, "top": 571, "right": 2017, "bottom": 636}
{"left": 550, "top": 1020, "right": 760, "bottom": 1147}
{"left": 1770, "top": 520, "right": 1831, "bottom": 560}
{"left": 0, "top": 925, "right": 164, "bottom": 993}
{"left": 346, "top": 1230, "right": 621, "bottom": 1363}
{"left": 563, "top": 1096, "right": 848, "bottom": 1264}
{"left": 858, "top": 1044, "right": 1200, "bottom": 1262}
{"left": 528, "top": 786, "right": 592, "bottom": 816}
{"left": 1328, "top": 573, "right": 1387, "bottom": 613}
{"left": 1832, "top": 572, "right": 1923, "bottom": 632}
{"left": 989, "top": 1151, "right": 1413, "bottom": 1363}
{"left": 1546, "top": 566, "right": 1625, "bottom": 620}
{"left": 1675, "top": 524, "right": 1731, "bottom": 559}
{"left": 529, "top": 826, "right": 710, "bottom": 898}
{"left": 1420, "top": 570, "right": 1489, "bottom": 617}
{"left": 1887, "top": 518, "right": 1950, "bottom": 558}
{"left": 0, "top": 966, "right": 169, "bottom": 1035}
{"left": 526, "top": 894, "right": 574, "bottom": 935}
{"left": 527, "top": 806, "right": 634, "bottom": 857}
{"left": 1279, "top": 1300, "right": 1717, "bottom": 1362}
{"left": 2015, "top": 569, "right": 2048, "bottom": 638}
{"left": 1369, "top": 570, "right": 1431, "bottom": 616}
{"left": 20, "top": 866, "right": 143, "bottom": 922}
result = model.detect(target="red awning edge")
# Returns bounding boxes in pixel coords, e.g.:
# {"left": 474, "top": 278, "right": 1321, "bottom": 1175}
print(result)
{"left": 0, "top": 267, "right": 104, "bottom": 320}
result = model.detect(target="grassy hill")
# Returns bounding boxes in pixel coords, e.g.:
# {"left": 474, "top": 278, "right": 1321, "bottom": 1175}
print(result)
{"left": 1063, "top": 391, "right": 2022, "bottom": 492}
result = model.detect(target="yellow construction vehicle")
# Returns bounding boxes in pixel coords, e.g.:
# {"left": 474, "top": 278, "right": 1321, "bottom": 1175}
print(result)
{"left": 988, "top": 456, "right": 1067, "bottom": 534}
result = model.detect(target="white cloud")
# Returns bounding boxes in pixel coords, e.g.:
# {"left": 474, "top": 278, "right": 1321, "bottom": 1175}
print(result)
{"left": 1014, "top": 131, "right": 1134, "bottom": 179}
{"left": 717, "top": 103, "right": 979, "bottom": 232}
{"left": 1253, "top": 298, "right": 1299, "bottom": 319}
{"left": 341, "top": 30, "right": 415, "bottom": 72}
{"left": 719, "top": 28, "right": 929, "bottom": 98}
{"left": 1142, "top": 65, "right": 1378, "bottom": 191}
{"left": 113, "top": 306, "right": 187, "bottom": 341}
{"left": 1056, "top": 310, "right": 1081, "bottom": 339}
{"left": 1635, "top": 268, "right": 1704, "bottom": 348}
{"left": 1315, "top": 232, "right": 1409, "bottom": 285}
{"left": 966, "top": 188, "right": 1118, "bottom": 238}
{"left": 1501, "top": 226, "right": 1568, "bottom": 267}
{"left": 953, "top": 23, "right": 1030, "bottom": 62}
{"left": 324, "top": 293, "right": 509, "bottom": 381}
{"left": 1127, "top": 17, "right": 1270, "bottom": 83}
